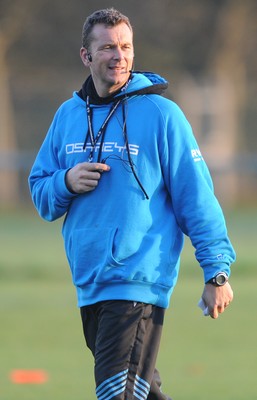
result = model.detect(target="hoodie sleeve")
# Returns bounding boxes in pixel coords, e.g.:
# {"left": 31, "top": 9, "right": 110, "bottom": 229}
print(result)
{"left": 160, "top": 101, "right": 236, "bottom": 282}
{"left": 28, "top": 113, "right": 77, "bottom": 222}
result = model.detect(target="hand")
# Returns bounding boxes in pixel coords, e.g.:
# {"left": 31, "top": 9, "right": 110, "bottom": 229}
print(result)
{"left": 65, "top": 162, "right": 110, "bottom": 194}
{"left": 201, "top": 282, "right": 234, "bottom": 319}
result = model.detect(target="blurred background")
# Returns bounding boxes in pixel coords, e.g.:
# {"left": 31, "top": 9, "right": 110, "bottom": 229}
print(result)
{"left": 0, "top": 0, "right": 257, "bottom": 208}
{"left": 0, "top": 1, "right": 257, "bottom": 399}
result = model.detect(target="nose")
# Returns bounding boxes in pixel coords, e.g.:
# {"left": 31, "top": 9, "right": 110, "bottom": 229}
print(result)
{"left": 113, "top": 46, "right": 124, "bottom": 60}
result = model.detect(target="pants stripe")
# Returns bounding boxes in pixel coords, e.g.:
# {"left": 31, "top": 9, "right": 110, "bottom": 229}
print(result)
{"left": 96, "top": 369, "right": 128, "bottom": 400}
{"left": 133, "top": 375, "right": 150, "bottom": 400}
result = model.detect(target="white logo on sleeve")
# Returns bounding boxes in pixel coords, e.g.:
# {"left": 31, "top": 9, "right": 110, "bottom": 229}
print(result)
{"left": 191, "top": 149, "right": 204, "bottom": 162}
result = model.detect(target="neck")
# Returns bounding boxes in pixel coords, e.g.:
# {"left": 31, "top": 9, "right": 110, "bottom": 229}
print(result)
{"left": 81, "top": 75, "right": 132, "bottom": 105}
{"left": 95, "top": 83, "right": 126, "bottom": 98}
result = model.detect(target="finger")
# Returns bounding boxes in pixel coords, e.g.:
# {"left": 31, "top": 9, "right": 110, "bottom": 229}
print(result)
{"left": 210, "top": 305, "right": 219, "bottom": 319}
{"left": 84, "top": 171, "right": 102, "bottom": 181}
{"left": 217, "top": 304, "right": 225, "bottom": 314}
{"left": 84, "top": 184, "right": 97, "bottom": 191}
{"left": 83, "top": 177, "right": 100, "bottom": 188}
{"left": 76, "top": 180, "right": 98, "bottom": 193}
{"left": 86, "top": 162, "right": 111, "bottom": 172}
{"left": 77, "top": 167, "right": 104, "bottom": 182}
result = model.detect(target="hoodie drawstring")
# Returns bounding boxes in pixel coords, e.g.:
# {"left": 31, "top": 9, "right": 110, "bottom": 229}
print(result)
{"left": 83, "top": 96, "right": 121, "bottom": 162}
{"left": 121, "top": 99, "right": 149, "bottom": 200}
{"left": 83, "top": 96, "right": 149, "bottom": 200}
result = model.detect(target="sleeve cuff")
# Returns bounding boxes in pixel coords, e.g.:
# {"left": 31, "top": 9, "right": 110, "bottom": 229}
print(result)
{"left": 54, "top": 169, "right": 78, "bottom": 200}
{"left": 203, "top": 265, "right": 231, "bottom": 283}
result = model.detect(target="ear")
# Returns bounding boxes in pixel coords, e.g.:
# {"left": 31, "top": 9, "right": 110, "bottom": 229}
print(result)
{"left": 80, "top": 47, "right": 90, "bottom": 67}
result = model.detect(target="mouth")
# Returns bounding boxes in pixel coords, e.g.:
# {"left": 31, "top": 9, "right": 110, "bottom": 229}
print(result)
{"left": 109, "top": 65, "right": 127, "bottom": 73}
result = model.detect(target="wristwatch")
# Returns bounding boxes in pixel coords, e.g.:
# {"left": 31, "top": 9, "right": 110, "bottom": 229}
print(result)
{"left": 206, "top": 272, "right": 228, "bottom": 286}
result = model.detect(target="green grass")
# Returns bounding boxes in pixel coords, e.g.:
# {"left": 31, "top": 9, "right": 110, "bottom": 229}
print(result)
{"left": 0, "top": 208, "right": 256, "bottom": 399}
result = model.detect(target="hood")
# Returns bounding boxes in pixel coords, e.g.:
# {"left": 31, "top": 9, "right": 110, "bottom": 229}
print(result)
{"left": 78, "top": 71, "right": 169, "bottom": 105}
{"left": 118, "top": 71, "right": 168, "bottom": 97}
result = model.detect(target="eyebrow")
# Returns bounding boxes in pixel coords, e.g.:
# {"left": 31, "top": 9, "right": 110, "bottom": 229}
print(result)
{"left": 99, "top": 40, "right": 133, "bottom": 48}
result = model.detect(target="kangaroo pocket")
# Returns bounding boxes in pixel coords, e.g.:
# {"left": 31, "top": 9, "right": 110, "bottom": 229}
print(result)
{"left": 68, "top": 227, "right": 124, "bottom": 286}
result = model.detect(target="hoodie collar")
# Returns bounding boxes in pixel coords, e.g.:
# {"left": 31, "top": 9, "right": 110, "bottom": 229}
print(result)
{"left": 78, "top": 71, "right": 168, "bottom": 105}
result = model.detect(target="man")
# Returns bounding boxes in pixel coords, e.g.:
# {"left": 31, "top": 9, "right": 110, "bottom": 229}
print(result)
{"left": 29, "top": 8, "right": 236, "bottom": 400}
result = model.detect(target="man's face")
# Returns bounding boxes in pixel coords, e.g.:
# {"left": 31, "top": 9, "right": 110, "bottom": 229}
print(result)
{"left": 81, "top": 22, "right": 134, "bottom": 97}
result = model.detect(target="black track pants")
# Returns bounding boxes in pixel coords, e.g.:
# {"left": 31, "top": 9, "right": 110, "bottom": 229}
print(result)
{"left": 80, "top": 300, "right": 172, "bottom": 400}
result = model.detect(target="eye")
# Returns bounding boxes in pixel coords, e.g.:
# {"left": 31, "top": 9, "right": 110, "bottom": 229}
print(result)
{"left": 102, "top": 45, "right": 112, "bottom": 50}
{"left": 122, "top": 44, "right": 132, "bottom": 51}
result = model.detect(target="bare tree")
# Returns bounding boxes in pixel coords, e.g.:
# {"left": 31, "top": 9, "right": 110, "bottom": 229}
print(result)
{"left": 208, "top": 1, "right": 254, "bottom": 203}
{"left": 0, "top": 0, "right": 44, "bottom": 206}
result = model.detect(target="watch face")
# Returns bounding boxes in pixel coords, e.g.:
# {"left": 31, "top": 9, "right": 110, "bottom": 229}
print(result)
{"left": 216, "top": 273, "right": 227, "bottom": 285}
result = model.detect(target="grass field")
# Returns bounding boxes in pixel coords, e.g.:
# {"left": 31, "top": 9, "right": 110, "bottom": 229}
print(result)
{"left": 0, "top": 208, "right": 256, "bottom": 399}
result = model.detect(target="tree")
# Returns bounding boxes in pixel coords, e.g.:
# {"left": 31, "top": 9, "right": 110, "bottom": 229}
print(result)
{"left": 0, "top": 0, "right": 44, "bottom": 206}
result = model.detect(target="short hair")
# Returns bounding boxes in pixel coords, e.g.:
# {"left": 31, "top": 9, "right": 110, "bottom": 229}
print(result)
{"left": 82, "top": 8, "right": 133, "bottom": 49}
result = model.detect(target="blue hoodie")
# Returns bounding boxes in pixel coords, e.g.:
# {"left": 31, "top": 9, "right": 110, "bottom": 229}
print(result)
{"left": 29, "top": 72, "right": 236, "bottom": 308}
